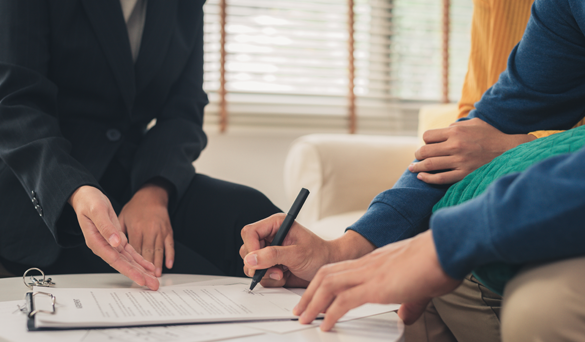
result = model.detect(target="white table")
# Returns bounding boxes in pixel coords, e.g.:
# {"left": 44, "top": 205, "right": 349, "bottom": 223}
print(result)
{"left": 0, "top": 273, "right": 403, "bottom": 342}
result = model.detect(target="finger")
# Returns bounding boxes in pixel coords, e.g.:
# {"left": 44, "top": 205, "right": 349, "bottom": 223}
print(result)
{"left": 125, "top": 242, "right": 156, "bottom": 274}
{"left": 414, "top": 142, "right": 451, "bottom": 161}
{"left": 165, "top": 234, "right": 175, "bottom": 270}
{"left": 239, "top": 244, "right": 248, "bottom": 260}
{"left": 128, "top": 229, "right": 143, "bottom": 255}
{"left": 409, "top": 156, "right": 457, "bottom": 173}
{"left": 118, "top": 244, "right": 159, "bottom": 290}
{"left": 298, "top": 266, "right": 364, "bottom": 323}
{"left": 320, "top": 286, "right": 369, "bottom": 331}
{"left": 154, "top": 235, "right": 165, "bottom": 277}
{"left": 141, "top": 229, "right": 156, "bottom": 265}
{"left": 88, "top": 203, "right": 123, "bottom": 248}
{"left": 241, "top": 214, "right": 286, "bottom": 252}
{"left": 108, "top": 205, "right": 128, "bottom": 245}
{"left": 421, "top": 128, "right": 449, "bottom": 144}
{"left": 81, "top": 217, "right": 154, "bottom": 289}
{"left": 119, "top": 214, "right": 127, "bottom": 235}
{"left": 417, "top": 170, "right": 467, "bottom": 185}
{"left": 244, "top": 245, "right": 301, "bottom": 271}
{"left": 398, "top": 300, "right": 431, "bottom": 325}
{"left": 295, "top": 259, "right": 364, "bottom": 316}
{"left": 450, "top": 117, "right": 483, "bottom": 127}
{"left": 258, "top": 267, "right": 286, "bottom": 287}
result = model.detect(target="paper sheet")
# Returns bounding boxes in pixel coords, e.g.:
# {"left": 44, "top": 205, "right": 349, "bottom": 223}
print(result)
{"left": 33, "top": 284, "right": 299, "bottom": 329}
{"left": 0, "top": 300, "right": 262, "bottom": 342}
{"left": 166, "top": 282, "right": 400, "bottom": 334}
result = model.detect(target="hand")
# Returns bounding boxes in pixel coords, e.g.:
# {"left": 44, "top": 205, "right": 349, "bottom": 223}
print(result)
{"left": 69, "top": 186, "right": 159, "bottom": 290}
{"left": 119, "top": 182, "right": 174, "bottom": 277}
{"left": 294, "top": 231, "right": 462, "bottom": 331}
{"left": 240, "top": 214, "right": 375, "bottom": 288}
{"left": 410, "top": 118, "right": 536, "bottom": 184}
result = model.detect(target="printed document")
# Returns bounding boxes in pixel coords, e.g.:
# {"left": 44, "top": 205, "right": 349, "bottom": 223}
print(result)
{"left": 33, "top": 284, "right": 300, "bottom": 329}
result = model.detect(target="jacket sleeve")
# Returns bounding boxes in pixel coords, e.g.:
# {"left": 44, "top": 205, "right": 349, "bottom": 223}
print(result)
{"left": 432, "top": 146, "right": 585, "bottom": 280}
{"left": 347, "top": 167, "right": 451, "bottom": 247}
{"left": 129, "top": 5, "right": 208, "bottom": 204}
{"left": 469, "top": 0, "right": 585, "bottom": 133}
{"left": 0, "top": 1, "right": 100, "bottom": 244}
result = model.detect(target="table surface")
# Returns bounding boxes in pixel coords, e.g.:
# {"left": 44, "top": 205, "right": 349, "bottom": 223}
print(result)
{"left": 0, "top": 273, "right": 404, "bottom": 342}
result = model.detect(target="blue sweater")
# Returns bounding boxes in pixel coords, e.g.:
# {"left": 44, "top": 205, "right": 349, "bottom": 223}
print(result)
{"left": 349, "top": 0, "right": 585, "bottom": 279}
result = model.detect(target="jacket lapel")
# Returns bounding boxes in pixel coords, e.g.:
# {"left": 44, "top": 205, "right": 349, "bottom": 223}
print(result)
{"left": 81, "top": 0, "right": 136, "bottom": 112}
{"left": 135, "top": 0, "right": 178, "bottom": 93}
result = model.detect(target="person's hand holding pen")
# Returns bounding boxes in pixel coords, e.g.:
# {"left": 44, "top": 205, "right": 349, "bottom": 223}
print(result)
{"left": 69, "top": 186, "right": 159, "bottom": 290}
{"left": 241, "top": 188, "right": 376, "bottom": 289}
{"left": 240, "top": 215, "right": 321, "bottom": 288}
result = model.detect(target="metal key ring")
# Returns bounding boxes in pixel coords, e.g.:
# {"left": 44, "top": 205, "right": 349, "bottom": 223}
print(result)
{"left": 23, "top": 267, "right": 46, "bottom": 289}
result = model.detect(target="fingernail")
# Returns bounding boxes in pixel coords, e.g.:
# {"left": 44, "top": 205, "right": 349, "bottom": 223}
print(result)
{"left": 168, "top": 260, "right": 174, "bottom": 269}
{"left": 293, "top": 304, "right": 299, "bottom": 315}
{"left": 300, "top": 312, "right": 308, "bottom": 324}
{"left": 269, "top": 272, "right": 281, "bottom": 280}
{"left": 417, "top": 173, "right": 422, "bottom": 179}
{"left": 408, "top": 163, "right": 414, "bottom": 171}
{"left": 246, "top": 254, "right": 258, "bottom": 266}
{"left": 108, "top": 234, "right": 120, "bottom": 246}
{"left": 156, "top": 268, "right": 162, "bottom": 276}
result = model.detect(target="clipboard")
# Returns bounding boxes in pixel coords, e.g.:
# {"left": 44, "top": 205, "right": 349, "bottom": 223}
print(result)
{"left": 19, "top": 268, "right": 305, "bottom": 331}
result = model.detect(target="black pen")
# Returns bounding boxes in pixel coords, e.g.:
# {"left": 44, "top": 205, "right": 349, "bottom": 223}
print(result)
{"left": 249, "top": 188, "right": 310, "bottom": 292}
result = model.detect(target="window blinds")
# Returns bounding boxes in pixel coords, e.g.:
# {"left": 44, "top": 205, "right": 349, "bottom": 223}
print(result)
{"left": 203, "top": 0, "right": 472, "bottom": 132}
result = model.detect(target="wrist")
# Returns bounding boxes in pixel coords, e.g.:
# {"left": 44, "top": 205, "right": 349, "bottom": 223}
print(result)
{"left": 506, "top": 133, "right": 536, "bottom": 151}
{"left": 135, "top": 182, "right": 170, "bottom": 207}
{"left": 68, "top": 185, "right": 95, "bottom": 210}
{"left": 328, "top": 230, "right": 375, "bottom": 264}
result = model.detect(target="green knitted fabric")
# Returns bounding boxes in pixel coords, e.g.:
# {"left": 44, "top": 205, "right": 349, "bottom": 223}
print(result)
{"left": 432, "top": 125, "right": 585, "bottom": 295}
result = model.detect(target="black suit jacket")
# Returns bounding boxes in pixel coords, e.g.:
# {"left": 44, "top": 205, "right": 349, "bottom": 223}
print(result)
{"left": 0, "top": 0, "right": 208, "bottom": 266}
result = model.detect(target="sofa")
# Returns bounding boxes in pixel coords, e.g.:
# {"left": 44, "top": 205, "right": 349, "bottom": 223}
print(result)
{"left": 283, "top": 104, "right": 458, "bottom": 240}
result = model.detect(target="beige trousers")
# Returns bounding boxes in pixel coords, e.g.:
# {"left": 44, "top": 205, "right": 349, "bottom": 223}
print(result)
{"left": 405, "top": 274, "right": 501, "bottom": 342}
{"left": 405, "top": 256, "right": 585, "bottom": 342}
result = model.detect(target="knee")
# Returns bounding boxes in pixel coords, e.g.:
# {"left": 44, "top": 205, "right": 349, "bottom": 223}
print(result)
{"left": 501, "top": 258, "right": 585, "bottom": 342}
{"left": 237, "top": 186, "right": 280, "bottom": 214}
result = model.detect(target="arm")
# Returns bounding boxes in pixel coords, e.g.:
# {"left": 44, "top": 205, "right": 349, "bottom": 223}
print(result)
{"left": 294, "top": 143, "right": 585, "bottom": 331}
{"left": 346, "top": 168, "right": 450, "bottom": 247}
{"left": 239, "top": 170, "right": 449, "bottom": 288}
{"left": 432, "top": 145, "right": 585, "bottom": 280}
{"left": 121, "top": 5, "right": 206, "bottom": 275}
{"left": 0, "top": 0, "right": 99, "bottom": 237}
{"left": 0, "top": 1, "right": 158, "bottom": 289}
{"left": 470, "top": 0, "right": 585, "bottom": 133}
{"left": 129, "top": 7, "right": 207, "bottom": 204}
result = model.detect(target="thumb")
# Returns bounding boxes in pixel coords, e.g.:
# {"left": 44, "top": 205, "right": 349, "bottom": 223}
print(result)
{"left": 398, "top": 299, "right": 431, "bottom": 325}
{"left": 118, "top": 212, "right": 127, "bottom": 235}
{"left": 244, "top": 245, "right": 298, "bottom": 270}
{"left": 89, "top": 203, "right": 124, "bottom": 248}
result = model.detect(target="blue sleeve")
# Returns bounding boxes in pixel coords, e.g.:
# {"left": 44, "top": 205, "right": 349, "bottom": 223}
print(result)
{"left": 432, "top": 146, "right": 585, "bottom": 280}
{"left": 468, "top": 0, "right": 585, "bottom": 133}
{"left": 347, "top": 165, "right": 450, "bottom": 247}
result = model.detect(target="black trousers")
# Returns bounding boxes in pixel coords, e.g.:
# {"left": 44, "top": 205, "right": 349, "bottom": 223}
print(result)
{"left": 1, "top": 161, "right": 281, "bottom": 278}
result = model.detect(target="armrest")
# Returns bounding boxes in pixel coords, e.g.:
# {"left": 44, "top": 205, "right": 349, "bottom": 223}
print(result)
{"left": 284, "top": 134, "right": 419, "bottom": 225}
